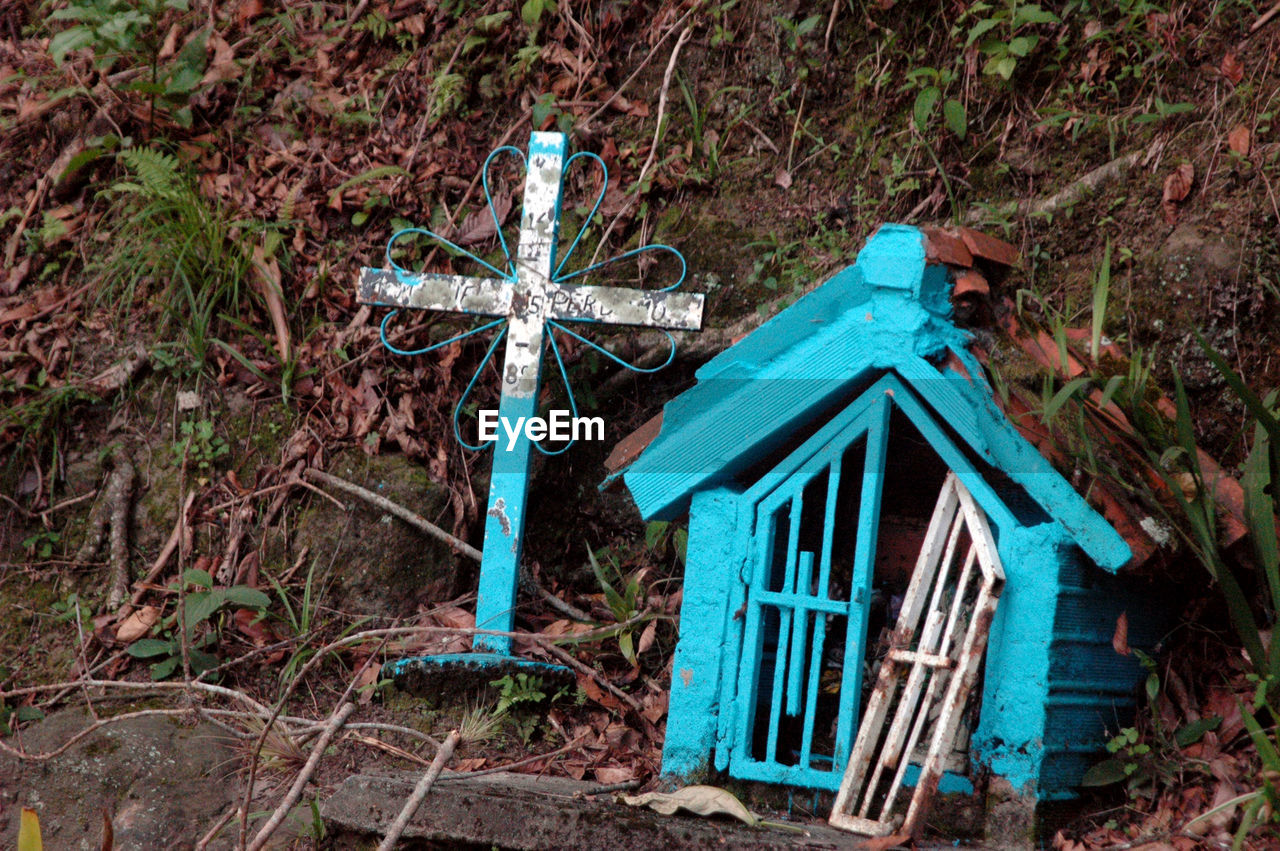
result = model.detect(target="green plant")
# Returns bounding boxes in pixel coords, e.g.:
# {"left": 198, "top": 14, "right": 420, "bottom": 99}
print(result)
{"left": 954, "top": 1, "right": 1060, "bottom": 80}
{"left": 22, "top": 529, "right": 62, "bottom": 560}
{"left": 643, "top": 520, "right": 688, "bottom": 567}
{"left": 126, "top": 568, "right": 270, "bottom": 679}
{"left": 0, "top": 703, "right": 45, "bottom": 737}
{"left": 0, "top": 375, "right": 95, "bottom": 489}
{"left": 1145, "top": 347, "right": 1280, "bottom": 708}
{"left": 774, "top": 13, "right": 821, "bottom": 54}
{"left": 173, "top": 418, "right": 229, "bottom": 472}
{"left": 50, "top": 592, "right": 92, "bottom": 626}
{"left": 1082, "top": 651, "right": 1221, "bottom": 796}
{"left": 96, "top": 147, "right": 275, "bottom": 370}
{"left": 491, "top": 672, "right": 547, "bottom": 715}
{"left": 48, "top": 0, "right": 210, "bottom": 127}
{"left": 268, "top": 558, "right": 355, "bottom": 695}
{"left": 587, "top": 544, "right": 648, "bottom": 667}
{"left": 488, "top": 673, "right": 558, "bottom": 744}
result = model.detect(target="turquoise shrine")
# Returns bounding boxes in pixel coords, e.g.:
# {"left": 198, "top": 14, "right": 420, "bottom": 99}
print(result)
{"left": 619, "top": 224, "right": 1165, "bottom": 806}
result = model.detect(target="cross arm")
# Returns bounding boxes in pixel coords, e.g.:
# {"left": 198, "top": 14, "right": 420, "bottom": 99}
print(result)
{"left": 358, "top": 268, "right": 514, "bottom": 317}
{"left": 544, "top": 282, "right": 705, "bottom": 331}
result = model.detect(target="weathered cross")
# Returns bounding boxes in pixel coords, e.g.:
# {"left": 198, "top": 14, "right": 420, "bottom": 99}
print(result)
{"left": 359, "top": 132, "right": 704, "bottom": 657}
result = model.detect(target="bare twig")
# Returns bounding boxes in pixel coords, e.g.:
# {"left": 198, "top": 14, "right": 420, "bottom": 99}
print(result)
{"left": 247, "top": 701, "right": 357, "bottom": 851}
{"left": 237, "top": 630, "right": 392, "bottom": 849}
{"left": 4, "top": 175, "right": 49, "bottom": 270}
{"left": 194, "top": 806, "right": 238, "bottom": 851}
{"left": 403, "top": 6, "right": 494, "bottom": 176}
{"left": 1, "top": 678, "right": 276, "bottom": 724}
{"left": 823, "top": 0, "right": 841, "bottom": 53}
{"left": 532, "top": 580, "right": 593, "bottom": 622}
{"left": 1251, "top": 0, "right": 1280, "bottom": 32}
{"left": 589, "top": 24, "right": 695, "bottom": 269}
{"left": 377, "top": 728, "right": 461, "bottom": 851}
{"left": 582, "top": 3, "right": 705, "bottom": 128}
{"left": 334, "top": 0, "right": 371, "bottom": 42}
{"left": 303, "top": 467, "right": 481, "bottom": 561}
{"left": 537, "top": 640, "right": 643, "bottom": 713}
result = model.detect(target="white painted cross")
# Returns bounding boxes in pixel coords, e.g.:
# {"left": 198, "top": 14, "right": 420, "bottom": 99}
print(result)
{"left": 359, "top": 132, "right": 704, "bottom": 656}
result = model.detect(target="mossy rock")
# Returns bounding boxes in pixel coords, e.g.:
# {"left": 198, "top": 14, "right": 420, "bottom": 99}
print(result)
{"left": 0, "top": 708, "right": 237, "bottom": 849}
{"left": 293, "top": 450, "right": 462, "bottom": 617}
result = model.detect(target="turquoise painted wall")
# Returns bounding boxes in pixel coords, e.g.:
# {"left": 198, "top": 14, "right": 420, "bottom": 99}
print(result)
{"left": 662, "top": 486, "right": 747, "bottom": 777}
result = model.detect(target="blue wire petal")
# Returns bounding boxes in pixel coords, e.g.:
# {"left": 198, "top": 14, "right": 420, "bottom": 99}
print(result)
{"left": 379, "top": 314, "right": 506, "bottom": 357}
{"left": 452, "top": 325, "right": 508, "bottom": 452}
{"left": 552, "top": 243, "right": 687, "bottom": 292}
{"left": 552, "top": 151, "right": 608, "bottom": 282}
{"left": 386, "top": 227, "right": 513, "bottom": 282}
{"left": 533, "top": 326, "right": 581, "bottom": 456}
{"left": 546, "top": 319, "right": 677, "bottom": 374}
{"left": 481, "top": 145, "right": 527, "bottom": 277}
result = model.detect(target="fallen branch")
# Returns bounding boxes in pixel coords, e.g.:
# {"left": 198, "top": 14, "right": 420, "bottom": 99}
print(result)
{"left": 247, "top": 700, "right": 357, "bottom": 851}
{"left": 964, "top": 151, "right": 1142, "bottom": 225}
{"left": 237, "top": 630, "right": 393, "bottom": 849}
{"left": 523, "top": 569, "right": 593, "bottom": 622}
{"left": 537, "top": 640, "right": 644, "bottom": 713}
{"left": 1252, "top": 0, "right": 1280, "bottom": 32}
{"left": 377, "top": 728, "right": 461, "bottom": 851}
{"left": 4, "top": 175, "right": 49, "bottom": 271}
{"left": 589, "top": 23, "right": 695, "bottom": 268}
{"left": 194, "top": 807, "right": 237, "bottom": 851}
{"left": 0, "top": 678, "right": 276, "bottom": 719}
{"left": 582, "top": 2, "right": 706, "bottom": 128}
{"left": 303, "top": 467, "right": 481, "bottom": 561}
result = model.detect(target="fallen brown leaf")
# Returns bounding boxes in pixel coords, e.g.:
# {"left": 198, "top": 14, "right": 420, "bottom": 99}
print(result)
{"left": 250, "top": 244, "right": 290, "bottom": 362}
{"left": 1112, "top": 611, "right": 1131, "bottom": 656}
{"left": 235, "top": 0, "right": 264, "bottom": 28}
{"left": 1221, "top": 52, "right": 1244, "bottom": 84}
{"left": 1161, "top": 163, "right": 1194, "bottom": 224}
{"left": 201, "top": 34, "right": 241, "bottom": 88}
{"left": 354, "top": 661, "right": 381, "bottom": 704}
{"left": 594, "top": 764, "right": 635, "bottom": 785}
{"left": 115, "top": 605, "right": 160, "bottom": 643}
{"left": 578, "top": 672, "right": 624, "bottom": 711}
{"left": 1228, "top": 124, "right": 1250, "bottom": 156}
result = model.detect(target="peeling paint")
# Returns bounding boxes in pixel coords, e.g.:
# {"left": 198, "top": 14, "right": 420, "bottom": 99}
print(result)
{"left": 487, "top": 496, "right": 511, "bottom": 537}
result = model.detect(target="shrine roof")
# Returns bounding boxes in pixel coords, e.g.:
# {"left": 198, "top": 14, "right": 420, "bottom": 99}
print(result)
{"left": 617, "top": 224, "right": 1133, "bottom": 572}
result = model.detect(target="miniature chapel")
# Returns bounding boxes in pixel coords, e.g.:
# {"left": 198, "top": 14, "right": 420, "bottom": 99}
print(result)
{"left": 614, "top": 225, "right": 1164, "bottom": 816}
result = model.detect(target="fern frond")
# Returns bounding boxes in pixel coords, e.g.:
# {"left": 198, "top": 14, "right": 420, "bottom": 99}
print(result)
{"left": 117, "top": 147, "right": 183, "bottom": 200}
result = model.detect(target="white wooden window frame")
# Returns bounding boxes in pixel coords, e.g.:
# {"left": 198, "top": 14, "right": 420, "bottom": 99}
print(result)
{"left": 829, "top": 472, "right": 1005, "bottom": 837}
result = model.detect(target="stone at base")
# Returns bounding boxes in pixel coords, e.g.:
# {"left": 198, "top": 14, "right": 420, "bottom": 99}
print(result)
{"left": 983, "top": 776, "right": 1037, "bottom": 850}
{"left": 0, "top": 709, "right": 237, "bottom": 850}
{"left": 322, "top": 771, "right": 854, "bottom": 849}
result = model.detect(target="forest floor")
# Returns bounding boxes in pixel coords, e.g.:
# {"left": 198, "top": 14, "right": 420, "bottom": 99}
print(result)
{"left": 2, "top": 0, "right": 1280, "bottom": 847}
